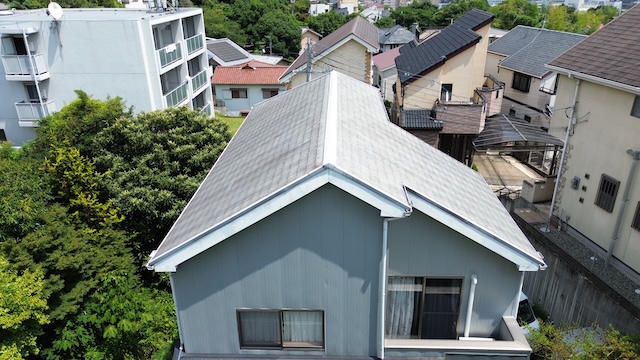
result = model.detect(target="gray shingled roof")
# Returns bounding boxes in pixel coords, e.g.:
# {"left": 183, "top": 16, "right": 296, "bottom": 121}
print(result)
{"left": 280, "top": 16, "right": 379, "bottom": 80}
{"left": 400, "top": 109, "right": 443, "bottom": 129}
{"left": 488, "top": 26, "right": 586, "bottom": 78}
{"left": 378, "top": 25, "right": 416, "bottom": 46}
{"left": 547, "top": 4, "right": 640, "bottom": 89}
{"left": 149, "top": 71, "right": 544, "bottom": 269}
{"left": 396, "top": 9, "right": 494, "bottom": 85}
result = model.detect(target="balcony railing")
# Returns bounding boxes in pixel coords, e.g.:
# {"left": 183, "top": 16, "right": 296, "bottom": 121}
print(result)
{"left": 185, "top": 33, "right": 204, "bottom": 55}
{"left": 164, "top": 82, "right": 189, "bottom": 108}
{"left": 2, "top": 54, "right": 49, "bottom": 80}
{"left": 157, "top": 42, "right": 183, "bottom": 69}
{"left": 199, "top": 101, "right": 212, "bottom": 117}
{"left": 191, "top": 69, "right": 208, "bottom": 93}
{"left": 15, "top": 100, "right": 56, "bottom": 126}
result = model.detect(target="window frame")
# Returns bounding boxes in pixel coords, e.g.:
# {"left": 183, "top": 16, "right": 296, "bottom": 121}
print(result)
{"left": 440, "top": 83, "right": 453, "bottom": 101}
{"left": 237, "top": 309, "right": 325, "bottom": 350}
{"left": 632, "top": 201, "right": 640, "bottom": 231}
{"left": 261, "top": 88, "right": 279, "bottom": 99}
{"left": 631, "top": 95, "right": 640, "bottom": 118}
{"left": 231, "top": 88, "right": 248, "bottom": 99}
{"left": 595, "top": 174, "right": 620, "bottom": 213}
{"left": 512, "top": 72, "right": 531, "bottom": 93}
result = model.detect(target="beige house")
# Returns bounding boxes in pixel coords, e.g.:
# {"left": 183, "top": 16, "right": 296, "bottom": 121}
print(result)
{"left": 546, "top": 5, "right": 640, "bottom": 276}
{"left": 299, "top": 27, "right": 322, "bottom": 55}
{"left": 394, "top": 9, "right": 502, "bottom": 165}
{"left": 280, "top": 16, "right": 379, "bottom": 89}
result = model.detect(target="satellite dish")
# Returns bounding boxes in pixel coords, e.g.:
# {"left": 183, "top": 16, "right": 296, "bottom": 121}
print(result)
{"left": 47, "top": 2, "right": 63, "bottom": 21}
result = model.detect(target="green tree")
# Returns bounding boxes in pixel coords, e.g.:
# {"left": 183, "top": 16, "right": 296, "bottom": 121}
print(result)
{"left": 490, "top": 0, "right": 541, "bottom": 29}
{"left": 292, "top": 0, "right": 310, "bottom": 22}
{"left": 375, "top": 16, "right": 396, "bottom": 28}
{"left": 0, "top": 256, "right": 49, "bottom": 360}
{"left": 545, "top": 5, "right": 572, "bottom": 32}
{"left": 431, "top": 0, "right": 490, "bottom": 26}
{"left": 390, "top": 1, "right": 438, "bottom": 28}
{"left": 253, "top": 10, "right": 301, "bottom": 56}
{"left": 203, "top": 0, "right": 249, "bottom": 46}
{"left": 308, "top": 11, "right": 348, "bottom": 36}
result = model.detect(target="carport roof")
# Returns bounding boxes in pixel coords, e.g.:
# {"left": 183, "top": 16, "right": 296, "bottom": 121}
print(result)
{"left": 473, "top": 114, "right": 564, "bottom": 152}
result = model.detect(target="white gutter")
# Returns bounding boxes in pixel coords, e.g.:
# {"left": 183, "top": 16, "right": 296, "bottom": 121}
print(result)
{"left": 463, "top": 275, "right": 478, "bottom": 338}
{"left": 546, "top": 65, "right": 640, "bottom": 96}
{"left": 605, "top": 149, "right": 640, "bottom": 265}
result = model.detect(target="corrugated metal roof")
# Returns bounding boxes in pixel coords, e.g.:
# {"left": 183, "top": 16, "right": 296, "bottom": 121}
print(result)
{"left": 150, "top": 71, "right": 544, "bottom": 270}
{"left": 473, "top": 114, "right": 565, "bottom": 150}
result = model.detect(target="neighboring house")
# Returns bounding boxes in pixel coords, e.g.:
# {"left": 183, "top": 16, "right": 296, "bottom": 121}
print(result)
{"left": 486, "top": 26, "right": 586, "bottom": 130}
{"left": 380, "top": 0, "right": 409, "bottom": 9}
{"left": 361, "top": 3, "right": 385, "bottom": 23}
{"left": 378, "top": 25, "right": 416, "bottom": 52}
{"left": 300, "top": 27, "right": 322, "bottom": 56}
{"left": 545, "top": 4, "right": 640, "bottom": 277}
{"left": 280, "top": 16, "right": 379, "bottom": 88}
{"left": 394, "top": 9, "right": 502, "bottom": 165}
{"left": 211, "top": 60, "right": 287, "bottom": 116}
{"left": 147, "top": 71, "right": 546, "bottom": 359}
{"left": 373, "top": 46, "right": 401, "bottom": 102}
{"left": 309, "top": 2, "right": 332, "bottom": 15}
{"left": 206, "top": 37, "right": 252, "bottom": 68}
{"left": 0, "top": 7, "right": 211, "bottom": 146}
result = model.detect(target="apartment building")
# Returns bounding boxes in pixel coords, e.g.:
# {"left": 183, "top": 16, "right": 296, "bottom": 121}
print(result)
{"left": 0, "top": 6, "right": 212, "bottom": 145}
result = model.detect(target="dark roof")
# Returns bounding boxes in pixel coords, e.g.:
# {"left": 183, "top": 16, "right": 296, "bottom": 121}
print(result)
{"left": 547, "top": 4, "right": 640, "bottom": 89}
{"left": 473, "top": 114, "right": 564, "bottom": 151}
{"left": 206, "top": 39, "right": 248, "bottom": 62}
{"left": 488, "top": 26, "right": 586, "bottom": 78}
{"left": 400, "top": 109, "right": 443, "bottom": 130}
{"left": 378, "top": 25, "right": 415, "bottom": 46}
{"left": 395, "top": 9, "right": 494, "bottom": 85}
{"left": 280, "top": 16, "right": 379, "bottom": 80}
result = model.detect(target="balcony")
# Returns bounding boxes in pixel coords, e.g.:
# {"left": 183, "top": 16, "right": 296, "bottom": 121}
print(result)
{"left": 15, "top": 100, "right": 56, "bottom": 127}
{"left": 2, "top": 54, "right": 50, "bottom": 81}
{"left": 185, "top": 33, "right": 204, "bottom": 56}
{"left": 191, "top": 68, "right": 208, "bottom": 94}
{"left": 157, "top": 42, "right": 183, "bottom": 69}
{"left": 164, "top": 81, "right": 189, "bottom": 108}
{"left": 199, "top": 101, "right": 212, "bottom": 117}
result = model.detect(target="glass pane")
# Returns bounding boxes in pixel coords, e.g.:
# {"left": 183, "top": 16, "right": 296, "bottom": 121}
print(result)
{"left": 421, "top": 278, "right": 461, "bottom": 339}
{"left": 386, "top": 277, "right": 421, "bottom": 339}
{"left": 282, "top": 311, "right": 323, "bottom": 347}
{"left": 238, "top": 311, "right": 280, "bottom": 347}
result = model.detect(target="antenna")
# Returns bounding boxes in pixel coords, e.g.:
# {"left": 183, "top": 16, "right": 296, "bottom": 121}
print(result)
{"left": 47, "top": 2, "right": 63, "bottom": 21}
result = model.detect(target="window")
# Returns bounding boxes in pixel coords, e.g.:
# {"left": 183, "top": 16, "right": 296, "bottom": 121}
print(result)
{"left": 524, "top": 115, "right": 532, "bottom": 123}
{"left": 25, "top": 85, "right": 39, "bottom": 103}
{"left": 386, "top": 277, "right": 462, "bottom": 340}
{"left": 631, "top": 95, "right": 640, "bottom": 118}
{"left": 632, "top": 202, "right": 640, "bottom": 231}
{"left": 237, "top": 309, "right": 324, "bottom": 349}
{"left": 509, "top": 108, "right": 516, "bottom": 116}
{"left": 262, "top": 88, "right": 279, "bottom": 99}
{"left": 0, "top": 129, "right": 6, "bottom": 142}
{"left": 440, "top": 84, "right": 453, "bottom": 101}
{"left": 231, "top": 88, "right": 247, "bottom": 99}
{"left": 595, "top": 174, "right": 620, "bottom": 213}
{"left": 512, "top": 72, "right": 531, "bottom": 92}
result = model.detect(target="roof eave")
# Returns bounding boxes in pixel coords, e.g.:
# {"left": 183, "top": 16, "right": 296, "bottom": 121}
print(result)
{"left": 546, "top": 64, "right": 640, "bottom": 95}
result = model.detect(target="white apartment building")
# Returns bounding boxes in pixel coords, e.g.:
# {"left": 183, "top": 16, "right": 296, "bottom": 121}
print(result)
{"left": 0, "top": 6, "right": 212, "bottom": 145}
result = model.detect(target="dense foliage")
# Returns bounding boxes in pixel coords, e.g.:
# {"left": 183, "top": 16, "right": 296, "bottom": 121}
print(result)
{"left": 0, "top": 93, "right": 232, "bottom": 358}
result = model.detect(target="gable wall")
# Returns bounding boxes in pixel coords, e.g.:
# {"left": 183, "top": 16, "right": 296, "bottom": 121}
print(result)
{"left": 388, "top": 210, "right": 522, "bottom": 337}
{"left": 214, "top": 83, "right": 287, "bottom": 116}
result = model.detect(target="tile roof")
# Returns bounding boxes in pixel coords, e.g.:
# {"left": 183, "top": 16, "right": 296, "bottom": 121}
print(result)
{"left": 280, "top": 16, "right": 379, "bottom": 80}
{"left": 400, "top": 109, "right": 443, "bottom": 129}
{"left": 149, "top": 71, "right": 544, "bottom": 270}
{"left": 211, "top": 61, "right": 288, "bottom": 85}
{"left": 373, "top": 46, "right": 401, "bottom": 71}
{"left": 378, "top": 25, "right": 416, "bottom": 46}
{"left": 395, "top": 9, "right": 494, "bottom": 85}
{"left": 488, "top": 26, "right": 586, "bottom": 78}
{"left": 547, "top": 4, "right": 640, "bottom": 89}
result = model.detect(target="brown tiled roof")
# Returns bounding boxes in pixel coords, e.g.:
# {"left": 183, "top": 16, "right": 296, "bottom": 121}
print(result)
{"left": 548, "top": 4, "right": 640, "bottom": 88}
{"left": 280, "top": 16, "right": 379, "bottom": 80}
{"left": 211, "top": 61, "right": 288, "bottom": 85}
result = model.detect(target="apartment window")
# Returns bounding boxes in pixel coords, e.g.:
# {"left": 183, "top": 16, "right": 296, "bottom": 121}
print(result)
{"left": 231, "top": 88, "right": 248, "bottom": 99}
{"left": 440, "top": 84, "right": 453, "bottom": 101}
{"left": 595, "top": 174, "right": 620, "bottom": 213}
{"left": 512, "top": 72, "right": 531, "bottom": 92}
{"left": 237, "top": 309, "right": 324, "bottom": 349}
{"left": 631, "top": 95, "right": 640, "bottom": 118}
{"left": 0, "top": 129, "right": 6, "bottom": 142}
{"left": 386, "top": 277, "right": 462, "bottom": 340}
{"left": 25, "top": 85, "right": 39, "bottom": 103}
{"left": 262, "top": 88, "right": 279, "bottom": 99}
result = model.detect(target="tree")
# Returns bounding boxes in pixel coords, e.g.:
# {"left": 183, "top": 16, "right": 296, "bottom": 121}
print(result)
{"left": 375, "top": 16, "right": 396, "bottom": 28}
{"left": 390, "top": 1, "right": 438, "bottom": 29}
{"left": 253, "top": 10, "right": 302, "bottom": 56}
{"left": 203, "top": 0, "right": 249, "bottom": 46}
{"left": 431, "top": 0, "right": 490, "bottom": 26}
{"left": 0, "top": 256, "right": 48, "bottom": 360}
{"left": 490, "top": 0, "right": 541, "bottom": 29}
{"left": 307, "top": 11, "right": 348, "bottom": 36}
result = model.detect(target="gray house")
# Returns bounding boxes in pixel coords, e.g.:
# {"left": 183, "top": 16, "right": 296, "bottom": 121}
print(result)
{"left": 147, "top": 71, "right": 546, "bottom": 359}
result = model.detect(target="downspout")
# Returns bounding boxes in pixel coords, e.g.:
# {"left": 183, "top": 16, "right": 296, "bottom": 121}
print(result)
{"left": 545, "top": 78, "right": 581, "bottom": 231}
{"left": 605, "top": 149, "right": 640, "bottom": 265}
{"left": 463, "top": 275, "right": 478, "bottom": 338}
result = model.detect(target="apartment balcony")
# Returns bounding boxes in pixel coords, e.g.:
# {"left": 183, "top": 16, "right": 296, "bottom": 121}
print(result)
{"left": 185, "top": 33, "right": 204, "bottom": 56}
{"left": 157, "top": 42, "right": 183, "bottom": 70}
{"left": 2, "top": 54, "right": 50, "bottom": 81}
{"left": 191, "top": 68, "right": 208, "bottom": 94}
{"left": 15, "top": 100, "right": 56, "bottom": 127}
{"left": 199, "top": 101, "right": 212, "bottom": 117}
{"left": 164, "top": 81, "right": 189, "bottom": 108}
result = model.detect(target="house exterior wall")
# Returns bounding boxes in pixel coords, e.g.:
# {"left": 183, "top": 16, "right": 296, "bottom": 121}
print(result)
{"left": 494, "top": 66, "right": 551, "bottom": 127}
{"left": 387, "top": 211, "right": 523, "bottom": 338}
{"left": 373, "top": 65, "right": 397, "bottom": 102}
{"left": 0, "top": 8, "right": 211, "bottom": 146}
{"left": 549, "top": 75, "right": 640, "bottom": 273}
{"left": 289, "top": 39, "right": 371, "bottom": 88}
{"left": 214, "top": 83, "right": 287, "bottom": 116}
{"left": 171, "top": 184, "right": 383, "bottom": 356}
